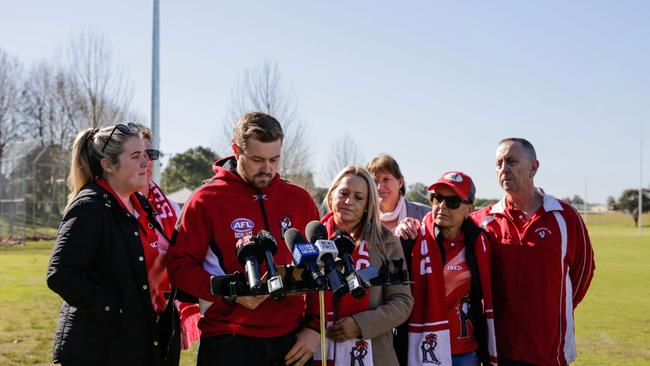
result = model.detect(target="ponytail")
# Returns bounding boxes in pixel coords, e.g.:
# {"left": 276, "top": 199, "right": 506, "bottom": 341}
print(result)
{"left": 67, "top": 128, "right": 100, "bottom": 205}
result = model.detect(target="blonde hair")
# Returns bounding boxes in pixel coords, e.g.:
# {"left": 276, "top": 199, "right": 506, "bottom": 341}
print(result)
{"left": 325, "top": 166, "right": 387, "bottom": 248}
{"left": 67, "top": 125, "right": 135, "bottom": 205}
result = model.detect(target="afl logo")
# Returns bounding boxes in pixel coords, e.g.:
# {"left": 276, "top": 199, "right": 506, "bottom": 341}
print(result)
{"left": 231, "top": 218, "right": 254, "bottom": 233}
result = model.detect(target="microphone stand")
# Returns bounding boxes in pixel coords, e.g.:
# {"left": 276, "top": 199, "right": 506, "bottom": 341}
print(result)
{"left": 319, "top": 290, "right": 327, "bottom": 366}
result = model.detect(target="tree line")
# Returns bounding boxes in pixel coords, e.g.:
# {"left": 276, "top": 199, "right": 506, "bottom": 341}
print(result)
{"left": 0, "top": 32, "right": 139, "bottom": 163}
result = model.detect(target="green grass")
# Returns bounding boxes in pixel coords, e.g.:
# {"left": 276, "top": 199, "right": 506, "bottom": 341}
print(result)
{"left": 0, "top": 213, "right": 649, "bottom": 365}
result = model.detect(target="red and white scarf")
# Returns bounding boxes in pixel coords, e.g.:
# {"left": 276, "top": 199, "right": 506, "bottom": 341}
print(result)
{"left": 313, "top": 213, "right": 374, "bottom": 366}
{"left": 97, "top": 178, "right": 169, "bottom": 312}
{"left": 146, "top": 181, "right": 201, "bottom": 350}
{"left": 408, "top": 212, "right": 452, "bottom": 366}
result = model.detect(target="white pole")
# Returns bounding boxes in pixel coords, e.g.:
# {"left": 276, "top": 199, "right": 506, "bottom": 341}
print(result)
{"left": 639, "top": 122, "right": 644, "bottom": 236}
{"left": 151, "top": 0, "right": 161, "bottom": 182}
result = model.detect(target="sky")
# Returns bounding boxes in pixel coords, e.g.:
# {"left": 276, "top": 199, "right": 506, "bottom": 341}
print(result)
{"left": 1, "top": 0, "right": 649, "bottom": 203}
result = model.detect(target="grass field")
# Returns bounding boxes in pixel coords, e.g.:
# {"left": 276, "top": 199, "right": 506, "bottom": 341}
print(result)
{"left": 0, "top": 212, "right": 648, "bottom": 365}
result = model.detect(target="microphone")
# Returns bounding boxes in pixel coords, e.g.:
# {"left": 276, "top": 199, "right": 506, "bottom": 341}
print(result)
{"left": 283, "top": 228, "right": 327, "bottom": 289}
{"left": 256, "top": 230, "right": 285, "bottom": 300}
{"left": 333, "top": 230, "right": 366, "bottom": 298}
{"left": 236, "top": 236, "right": 264, "bottom": 296}
{"left": 306, "top": 221, "right": 348, "bottom": 297}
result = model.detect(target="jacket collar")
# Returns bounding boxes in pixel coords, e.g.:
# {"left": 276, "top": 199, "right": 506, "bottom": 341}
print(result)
{"left": 489, "top": 187, "right": 563, "bottom": 215}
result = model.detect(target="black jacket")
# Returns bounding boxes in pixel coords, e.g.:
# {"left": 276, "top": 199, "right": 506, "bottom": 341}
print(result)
{"left": 47, "top": 181, "right": 178, "bottom": 365}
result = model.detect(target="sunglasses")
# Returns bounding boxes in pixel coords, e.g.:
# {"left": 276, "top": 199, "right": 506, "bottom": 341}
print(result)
{"left": 101, "top": 123, "right": 138, "bottom": 153}
{"left": 146, "top": 149, "right": 160, "bottom": 161}
{"left": 431, "top": 193, "right": 472, "bottom": 209}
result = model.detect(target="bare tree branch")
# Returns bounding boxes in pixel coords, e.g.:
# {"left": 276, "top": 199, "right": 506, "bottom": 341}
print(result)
{"left": 0, "top": 48, "right": 23, "bottom": 160}
{"left": 220, "top": 61, "right": 310, "bottom": 176}
{"left": 65, "top": 31, "right": 134, "bottom": 128}
{"left": 325, "top": 133, "right": 365, "bottom": 183}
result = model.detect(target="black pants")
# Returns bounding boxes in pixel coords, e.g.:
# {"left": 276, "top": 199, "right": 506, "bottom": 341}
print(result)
{"left": 197, "top": 332, "right": 314, "bottom": 366}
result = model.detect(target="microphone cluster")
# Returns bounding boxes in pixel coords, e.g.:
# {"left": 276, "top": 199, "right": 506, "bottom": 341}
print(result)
{"left": 211, "top": 221, "right": 410, "bottom": 300}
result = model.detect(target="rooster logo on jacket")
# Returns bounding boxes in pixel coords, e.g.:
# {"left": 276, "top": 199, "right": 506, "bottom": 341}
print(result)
{"left": 421, "top": 333, "right": 441, "bottom": 364}
{"left": 350, "top": 340, "right": 368, "bottom": 366}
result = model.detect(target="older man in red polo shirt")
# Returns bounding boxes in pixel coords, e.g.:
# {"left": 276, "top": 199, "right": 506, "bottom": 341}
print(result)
{"left": 471, "top": 138, "right": 595, "bottom": 366}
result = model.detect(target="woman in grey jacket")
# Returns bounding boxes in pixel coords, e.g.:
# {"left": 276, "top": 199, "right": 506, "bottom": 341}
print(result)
{"left": 315, "top": 166, "right": 413, "bottom": 366}
{"left": 367, "top": 154, "right": 430, "bottom": 233}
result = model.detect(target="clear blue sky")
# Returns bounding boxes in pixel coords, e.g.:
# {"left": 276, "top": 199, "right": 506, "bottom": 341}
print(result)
{"left": 2, "top": 0, "right": 648, "bottom": 203}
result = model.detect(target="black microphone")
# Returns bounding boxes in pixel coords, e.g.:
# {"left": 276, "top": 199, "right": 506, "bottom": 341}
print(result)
{"left": 283, "top": 228, "right": 327, "bottom": 289}
{"left": 333, "top": 229, "right": 366, "bottom": 298}
{"left": 256, "top": 230, "right": 285, "bottom": 300}
{"left": 306, "top": 221, "right": 348, "bottom": 297}
{"left": 236, "top": 236, "right": 264, "bottom": 296}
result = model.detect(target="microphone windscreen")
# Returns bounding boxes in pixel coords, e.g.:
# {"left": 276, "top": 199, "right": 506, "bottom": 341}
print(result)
{"left": 236, "top": 236, "right": 259, "bottom": 263}
{"left": 256, "top": 230, "right": 278, "bottom": 254}
{"left": 283, "top": 228, "right": 306, "bottom": 251}
{"left": 305, "top": 220, "right": 328, "bottom": 243}
{"left": 333, "top": 229, "right": 356, "bottom": 254}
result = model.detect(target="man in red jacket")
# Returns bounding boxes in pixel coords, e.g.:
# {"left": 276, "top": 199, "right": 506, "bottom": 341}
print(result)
{"left": 167, "top": 112, "right": 320, "bottom": 366}
{"left": 471, "top": 138, "right": 595, "bottom": 366}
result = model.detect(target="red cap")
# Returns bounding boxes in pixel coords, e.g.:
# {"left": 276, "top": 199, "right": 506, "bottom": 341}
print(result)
{"left": 427, "top": 171, "right": 476, "bottom": 202}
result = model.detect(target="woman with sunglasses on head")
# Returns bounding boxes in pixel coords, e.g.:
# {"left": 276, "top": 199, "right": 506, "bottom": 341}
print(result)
{"left": 394, "top": 171, "right": 498, "bottom": 366}
{"left": 136, "top": 126, "right": 201, "bottom": 356}
{"left": 309, "top": 166, "right": 413, "bottom": 366}
{"left": 47, "top": 123, "right": 180, "bottom": 366}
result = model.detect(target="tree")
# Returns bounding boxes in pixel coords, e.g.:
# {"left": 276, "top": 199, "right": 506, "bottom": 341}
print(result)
{"left": 20, "top": 62, "right": 81, "bottom": 148}
{"left": 405, "top": 182, "right": 429, "bottom": 205}
{"left": 221, "top": 61, "right": 309, "bottom": 177}
{"left": 614, "top": 188, "right": 650, "bottom": 226}
{"left": 65, "top": 31, "right": 134, "bottom": 128}
{"left": 606, "top": 196, "right": 616, "bottom": 211}
{"left": 0, "top": 48, "right": 22, "bottom": 162}
{"left": 161, "top": 147, "right": 219, "bottom": 193}
{"left": 324, "top": 133, "right": 364, "bottom": 183}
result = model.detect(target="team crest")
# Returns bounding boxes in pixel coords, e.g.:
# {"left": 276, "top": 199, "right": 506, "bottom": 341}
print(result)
{"left": 279, "top": 215, "right": 293, "bottom": 236}
{"left": 444, "top": 172, "right": 463, "bottom": 183}
{"left": 350, "top": 340, "right": 369, "bottom": 366}
{"left": 231, "top": 218, "right": 254, "bottom": 239}
{"left": 421, "top": 333, "right": 441, "bottom": 364}
{"left": 535, "top": 227, "right": 551, "bottom": 239}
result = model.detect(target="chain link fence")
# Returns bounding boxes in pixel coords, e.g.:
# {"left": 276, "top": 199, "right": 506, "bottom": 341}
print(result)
{"left": 0, "top": 138, "right": 68, "bottom": 244}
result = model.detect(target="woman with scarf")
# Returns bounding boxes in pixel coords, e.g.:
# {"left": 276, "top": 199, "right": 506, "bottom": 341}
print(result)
{"left": 366, "top": 154, "right": 430, "bottom": 363}
{"left": 135, "top": 126, "right": 201, "bottom": 354}
{"left": 366, "top": 154, "right": 430, "bottom": 232}
{"left": 311, "top": 166, "right": 413, "bottom": 366}
{"left": 47, "top": 124, "right": 180, "bottom": 366}
{"left": 394, "top": 171, "right": 497, "bottom": 366}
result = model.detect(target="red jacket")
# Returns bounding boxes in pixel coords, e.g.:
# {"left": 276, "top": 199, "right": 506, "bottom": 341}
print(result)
{"left": 471, "top": 193, "right": 595, "bottom": 366}
{"left": 402, "top": 212, "right": 497, "bottom": 366}
{"left": 167, "top": 157, "right": 320, "bottom": 338}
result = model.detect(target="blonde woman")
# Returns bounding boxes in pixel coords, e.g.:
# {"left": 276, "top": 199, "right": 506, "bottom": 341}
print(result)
{"left": 310, "top": 166, "right": 413, "bottom": 366}
{"left": 47, "top": 124, "right": 179, "bottom": 366}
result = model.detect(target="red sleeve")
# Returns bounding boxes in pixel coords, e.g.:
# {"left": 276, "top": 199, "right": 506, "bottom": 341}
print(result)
{"left": 166, "top": 189, "right": 219, "bottom": 302}
{"left": 568, "top": 209, "right": 595, "bottom": 307}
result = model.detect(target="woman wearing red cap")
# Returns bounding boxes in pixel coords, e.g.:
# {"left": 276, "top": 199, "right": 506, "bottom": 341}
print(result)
{"left": 394, "top": 171, "right": 498, "bottom": 366}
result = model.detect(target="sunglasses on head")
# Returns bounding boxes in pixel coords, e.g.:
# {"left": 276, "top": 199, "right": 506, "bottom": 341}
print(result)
{"left": 101, "top": 123, "right": 139, "bottom": 153}
{"left": 145, "top": 149, "right": 160, "bottom": 161}
{"left": 431, "top": 193, "right": 472, "bottom": 209}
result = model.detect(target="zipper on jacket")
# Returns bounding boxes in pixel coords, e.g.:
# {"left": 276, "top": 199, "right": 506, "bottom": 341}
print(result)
{"left": 256, "top": 189, "right": 270, "bottom": 231}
